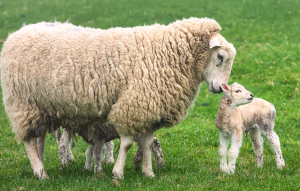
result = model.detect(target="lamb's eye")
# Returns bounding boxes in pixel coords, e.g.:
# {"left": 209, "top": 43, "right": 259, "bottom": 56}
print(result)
{"left": 217, "top": 54, "right": 223, "bottom": 61}
{"left": 235, "top": 90, "right": 241, "bottom": 93}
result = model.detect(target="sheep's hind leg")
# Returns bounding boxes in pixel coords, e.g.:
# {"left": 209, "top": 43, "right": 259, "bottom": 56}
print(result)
{"left": 84, "top": 145, "right": 95, "bottom": 171}
{"left": 249, "top": 128, "right": 264, "bottom": 167}
{"left": 94, "top": 139, "right": 105, "bottom": 173}
{"left": 24, "top": 138, "right": 49, "bottom": 179}
{"left": 36, "top": 128, "right": 47, "bottom": 161}
{"left": 112, "top": 135, "right": 134, "bottom": 179}
{"left": 227, "top": 129, "right": 243, "bottom": 174}
{"left": 261, "top": 130, "right": 285, "bottom": 169}
{"left": 141, "top": 129, "right": 155, "bottom": 177}
{"left": 219, "top": 132, "right": 230, "bottom": 173}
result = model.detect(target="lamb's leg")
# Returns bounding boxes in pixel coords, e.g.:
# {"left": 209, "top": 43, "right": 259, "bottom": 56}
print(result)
{"left": 84, "top": 145, "right": 95, "bottom": 171}
{"left": 133, "top": 134, "right": 143, "bottom": 170}
{"left": 152, "top": 137, "right": 165, "bottom": 168}
{"left": 112, "top": 135, "right": 134, "bottom": 179}
{"left": 219, "top": 131, "right": 230, "bottom": 173}
{"left": 227, "top": 129, "right": 243, "bottom": 174}
{"left": 24, "top": 138, "right": 49, "bottom": 179}
{"left": 58, "top": 129, "right": 74, "bottom": 165}
{"left": 36, "top": 128, "right": 47, "bottom": 161}
{"left": 134, "top": 135, "right": 165, "bottom": 169}
{"left": 261, "top": 130, "right": 285, "bottom": 169}
{"left": 141, "top": 129, "right": 155, "bottom": 177}
{"left": 249, "top": 128, "right": 264, "bottom": 167}
{"left": 94, "top": 139, "right": 105, "bottom": 173}
{"left": 104, "top": 141, "right": 115, "bottom": 164}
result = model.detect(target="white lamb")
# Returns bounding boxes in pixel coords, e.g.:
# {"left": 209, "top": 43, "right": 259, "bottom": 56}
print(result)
{"left": 215, "top": 83, "right": 285, "bottom": 174}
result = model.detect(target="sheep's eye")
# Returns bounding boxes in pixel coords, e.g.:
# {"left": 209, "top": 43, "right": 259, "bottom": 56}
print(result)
{"left": 217, "top": 54, "right": 223, "bottom": 61}
{"left": 235, "top": 90, "right": 241, "bottom": 93}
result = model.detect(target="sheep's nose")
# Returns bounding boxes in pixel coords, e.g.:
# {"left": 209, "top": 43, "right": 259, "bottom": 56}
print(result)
{"left": 250, "top": 93, "right": 254, "bottom": 97}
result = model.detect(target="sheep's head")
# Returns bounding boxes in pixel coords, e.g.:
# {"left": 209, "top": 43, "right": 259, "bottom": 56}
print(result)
{"left": 202, "top": 34, "right": 236, "bottom": 94}
{"left": 220, "top": 83, "right": 253, "bottom": 108}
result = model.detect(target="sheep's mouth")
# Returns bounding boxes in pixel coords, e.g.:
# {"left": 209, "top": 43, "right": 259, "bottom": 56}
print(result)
{"left": 210, "top": 81, "right": 223, "bottom": 94}
{"left": 247, "top": 98, "right": 253, "bottom": 101}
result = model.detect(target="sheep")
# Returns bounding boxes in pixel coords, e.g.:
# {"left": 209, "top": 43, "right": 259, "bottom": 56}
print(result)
{"left": 57, "top": 125, "right": 165, "bottom": 173}
{"left": 215, "top": 83, "right": 285, "bottom": 174}
{"left": 0, "top": 17, "right": 236, "bottom": 179}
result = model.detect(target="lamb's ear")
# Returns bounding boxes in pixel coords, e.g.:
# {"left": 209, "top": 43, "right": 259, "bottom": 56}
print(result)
{"left": 233, "top": 82, "right": 238, "bottom": 85}
{"left": 209, "top": 37, "right": 222, "bottom": 49}
{"left": 220, "top": 84, "right": 230, "bottom": 93}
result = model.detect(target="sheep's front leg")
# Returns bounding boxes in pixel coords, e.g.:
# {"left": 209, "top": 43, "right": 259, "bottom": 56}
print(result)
{"left": 24, "top": 138, "right": 49, "bottom": 179}
{"left": 94, "top": 139, "right": 105, "bottom": 173}
{"left": 219, "top": 131, "right": 230, "bottom": 173}
{"left": 104, "top": 141, "right": 115, "bottom": 164}
{"left": 141, "top": 129, "right": 155, "bottom": 177}
{"left": 261, "top": 130, "right": 285, "bottom": 169}
{"left": 112, "top": 135, "right": 134, "bottom": 179}
{"left": 84, "top": 145, "right": 95, "bottom": 171}
{"left": 249, "top": 128, "right": 264, "bottom": 167}
{"left": 36, "top": 128, "right": 47, "bottom": 161}
{"left": 227, "top": 129, "right": 243, "bottom": 174}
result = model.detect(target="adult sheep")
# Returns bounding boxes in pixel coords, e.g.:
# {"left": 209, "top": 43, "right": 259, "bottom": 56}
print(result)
{"left": 0, "top": 18, "right": 236, "bottom": 179}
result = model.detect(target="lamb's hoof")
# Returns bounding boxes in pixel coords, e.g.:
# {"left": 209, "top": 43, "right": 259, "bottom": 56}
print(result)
{"left": 112, "top": 172, "right": 124, "bottom": 179}
{"left": 83, "top": 165, "right": 93, "bottom": 172}
{"left": 94, "top": 168, "right": 103, "bottom": 174}
{"left": 227, "top": 165, "right": 235, "bottom": 174}
{"left": 156, "top": 159, "right": 165, "bottom": 168}
{"left": 142, "top": 171, "right": 155, "bottom": 178}
{"left": 83, "top": 168, "right": 93, "bottom": 172}
{"left": 277, "top": 161, "right": 285, "bottom": 170}
{"left": 106, "top": 159, "right": 115, "bottom": 165}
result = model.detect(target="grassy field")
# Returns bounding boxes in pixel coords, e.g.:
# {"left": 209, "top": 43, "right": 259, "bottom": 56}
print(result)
{"left": 1, "top": 0, "right": 300, "bottom": 190}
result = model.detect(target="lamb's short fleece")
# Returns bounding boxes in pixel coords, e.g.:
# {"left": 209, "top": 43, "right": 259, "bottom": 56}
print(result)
{"left": 215, "top": 83, "right": 285, "bottom": 174}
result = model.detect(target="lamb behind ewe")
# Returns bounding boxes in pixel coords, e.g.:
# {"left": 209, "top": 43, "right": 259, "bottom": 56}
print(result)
{"left": 57, "top": 125, "right": 165, "bottom": 173}
{"left": 1, "top": 18, "right": 236, "bottom": 179}
{"left": 215, "top": 83, "right": 285, "bottom": 174}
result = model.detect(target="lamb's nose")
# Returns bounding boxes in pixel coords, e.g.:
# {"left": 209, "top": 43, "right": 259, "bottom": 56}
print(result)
{"left": 250, "top": 93, "right": 254, "bottom": 97}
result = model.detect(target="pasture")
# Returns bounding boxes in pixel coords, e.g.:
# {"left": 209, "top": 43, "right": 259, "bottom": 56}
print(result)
{"left": 0, "top": 0, "right": 300, "bottom": 190}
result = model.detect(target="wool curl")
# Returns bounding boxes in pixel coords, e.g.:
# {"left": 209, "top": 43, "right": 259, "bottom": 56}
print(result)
{"left": 1, "top": 18, "right": 221, "bottom": 141}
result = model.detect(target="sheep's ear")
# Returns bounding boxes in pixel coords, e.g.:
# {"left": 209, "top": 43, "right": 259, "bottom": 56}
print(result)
{"left": 209, "top": 37, "right": 222, "bottom": 49}
{"left": 233, "top": 82, "right": 238, "bottom": 85}
{"left": 220, "top": 84, "right": 230, "bottom": 93}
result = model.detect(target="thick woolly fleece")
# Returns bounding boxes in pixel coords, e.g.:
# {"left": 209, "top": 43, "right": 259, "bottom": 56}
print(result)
{"left": 1, "top": 18, "right": 221, "bottom": 141}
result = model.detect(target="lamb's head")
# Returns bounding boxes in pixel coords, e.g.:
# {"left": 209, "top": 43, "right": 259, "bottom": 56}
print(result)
{"left": 220, "top": 83, "right": 254, "bottom": 108}
{"left": 202, "top": 34, "right": 236, "bottom": 94}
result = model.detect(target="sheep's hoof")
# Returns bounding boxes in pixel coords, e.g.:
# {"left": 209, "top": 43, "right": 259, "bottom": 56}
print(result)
{"left": 112, "top": 172, "right": 124, "bottom": 179}
{"left": 142, "top": 171, "right": 155, "bottom": 178}
{"left": 34, "top": 169, "right": 49, "bottom": 180}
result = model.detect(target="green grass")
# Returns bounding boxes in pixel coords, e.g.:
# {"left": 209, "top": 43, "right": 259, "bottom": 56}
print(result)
{"left": 1, "top": 0, "right": 300, "bottom": 190}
